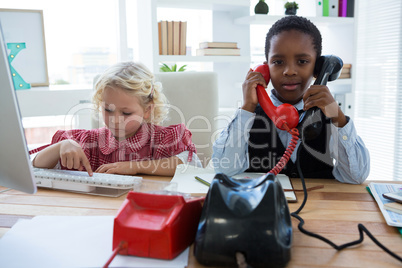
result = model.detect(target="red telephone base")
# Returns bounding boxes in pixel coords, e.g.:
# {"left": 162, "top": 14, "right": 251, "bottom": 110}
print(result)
{"left": 113, "top": 192, "right": 204, "bottom": 260}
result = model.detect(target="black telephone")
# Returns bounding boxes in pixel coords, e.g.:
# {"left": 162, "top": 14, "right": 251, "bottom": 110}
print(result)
{"left": 299, "top": 55, "right": 344, "bottom": 140}
{"left": 193, "top": 55, "right": 344, "bottom": 268}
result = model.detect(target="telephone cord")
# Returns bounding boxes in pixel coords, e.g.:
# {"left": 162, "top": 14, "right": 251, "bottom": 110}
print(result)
{"left": 291, "top": 144, "right": 402, "bottom": 263}
{"left": 269, "top": 126, "right": 299, "bottom": 176}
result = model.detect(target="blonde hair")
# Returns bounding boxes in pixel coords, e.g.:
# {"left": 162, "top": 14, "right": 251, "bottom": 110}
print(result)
{"left": 93, "top": 62, "right": 169, "bottom": 125}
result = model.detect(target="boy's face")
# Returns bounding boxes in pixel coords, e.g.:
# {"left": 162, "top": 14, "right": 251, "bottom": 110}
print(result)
{"left": 268, "top": 29, "right": 317, "bottom": 105}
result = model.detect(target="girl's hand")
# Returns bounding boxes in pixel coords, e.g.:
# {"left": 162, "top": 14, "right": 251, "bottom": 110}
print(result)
{"left": 59, "top": 140, "right": 93, "bottom": 176}
{"left": 241, "top": 68, "right": 267, "bottom": 113}
{"left": 95, "top": 162, "right": 135, "bottom": 175}
{"left": 303, "top": 85, "right": 347, "bottom": 127}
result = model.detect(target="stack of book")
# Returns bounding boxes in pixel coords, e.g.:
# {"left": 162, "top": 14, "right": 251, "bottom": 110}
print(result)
{"left": 339, "top": 63, "right": 351, "bottom": 79}
{"left": 196, "top": 42, "right": 240, "bottom": 56}
{"left": 316, "top": 0, "right": 354, "bottom": 17}
{"left": 158, "top": 21, "right": 187, "bottom": 55}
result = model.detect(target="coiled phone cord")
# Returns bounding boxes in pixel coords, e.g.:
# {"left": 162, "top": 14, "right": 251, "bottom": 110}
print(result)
{"left": 290, "top": 144, "right": 402, "bottom": 263}
{"left": 269, "top": 126, "right": 299, "bottom": 176}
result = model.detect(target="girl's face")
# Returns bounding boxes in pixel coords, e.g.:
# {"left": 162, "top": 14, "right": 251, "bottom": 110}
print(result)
{"left": 101, "top": 87, "right": 151, "bottom": 140}
{"left": 268, "top": 29, "right": 317, "bottom": 105}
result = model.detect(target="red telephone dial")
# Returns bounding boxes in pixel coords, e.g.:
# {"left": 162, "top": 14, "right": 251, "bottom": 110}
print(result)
{"left": 253, "top": 64, "right": 299, "bottom": 131}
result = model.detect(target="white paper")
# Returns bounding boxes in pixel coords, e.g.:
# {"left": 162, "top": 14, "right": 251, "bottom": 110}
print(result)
{"left": 369, "top": 182, "right": 402, "bottom": 227}
{"left": 171, "top": 165, "right": 296, "bottom": 201}
{"left": 0, "top": 216, "right": 188, "bottom": 268}
{"left": 171, "top": 164, "right": 216, "bottom": 194}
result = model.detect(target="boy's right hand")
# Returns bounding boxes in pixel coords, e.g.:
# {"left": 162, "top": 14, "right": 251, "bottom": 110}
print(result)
{"left": 59, "top": 140, "right": 93, "bottom": 176}
{"left": 241, "top": 68, "right": 267, "bottom": 113}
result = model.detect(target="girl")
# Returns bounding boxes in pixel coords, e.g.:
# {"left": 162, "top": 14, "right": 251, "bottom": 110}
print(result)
{"left": 32, "top": 62, "right": 200, "bottom": 176}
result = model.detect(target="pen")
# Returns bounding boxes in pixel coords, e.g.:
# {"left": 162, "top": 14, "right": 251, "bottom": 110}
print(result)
{"left": 194, "top": 176, "right": 210, "bottom": 187}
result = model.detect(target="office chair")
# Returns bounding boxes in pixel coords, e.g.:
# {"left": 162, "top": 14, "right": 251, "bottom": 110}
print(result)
{"left": 92, "top": 72, "right": 219, "bottom": 167}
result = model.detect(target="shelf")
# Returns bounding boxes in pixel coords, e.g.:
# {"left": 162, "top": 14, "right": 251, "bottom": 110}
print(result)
{"left": 234, "top": 15, "right": 354, "bottom": 27}
{"left": 157, "top": 0, "right": 249, "bottom": 11}
{"left": 331, "top": 78, "right": 352, "bottom": 85}
{"left": 158, "top": 55, "right": 251, "bottom": 63}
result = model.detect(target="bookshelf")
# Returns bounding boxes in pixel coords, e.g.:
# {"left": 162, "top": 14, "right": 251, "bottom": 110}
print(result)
{"left": 136, "top": 0, "right": 250, "bottom": 109}
{"left": 136, "top": 0, "right": 356, "bottom": 114}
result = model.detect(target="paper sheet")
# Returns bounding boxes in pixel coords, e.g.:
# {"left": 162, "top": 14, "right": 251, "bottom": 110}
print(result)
{"left": 0, "top": 216, "right": 188, "bottom": 268}
{"left": 171, "top": 165, "right": 296, "bottom": 201}
{"left": 369, "top": 182, "right": 402, "bottom": 227}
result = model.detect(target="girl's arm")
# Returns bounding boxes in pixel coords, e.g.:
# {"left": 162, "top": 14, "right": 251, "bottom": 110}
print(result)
{"left": 32, "top": 139, "right": 93, "bottom": 176}
{"left": 32, "top": 142, "right": 63, "bottom": 169}
{"left": 95, "top": 156, "right": 183, "bottom": 176}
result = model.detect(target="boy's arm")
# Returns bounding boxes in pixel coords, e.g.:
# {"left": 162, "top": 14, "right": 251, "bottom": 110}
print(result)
{"left": 211, "top": 109, "right": 255, "bottom": 176}
{"left": 330, "top": 117, "right": 370, "bottom": 184}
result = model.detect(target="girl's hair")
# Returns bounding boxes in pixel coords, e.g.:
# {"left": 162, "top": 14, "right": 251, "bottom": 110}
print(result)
{"left": 93, "top": 62, "right": 169, "bottom": 125}
{"left": 265, "top": 16, "right": 322, "bottom": 60}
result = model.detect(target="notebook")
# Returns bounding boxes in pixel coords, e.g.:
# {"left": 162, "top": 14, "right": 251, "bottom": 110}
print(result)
{"left": 171, "top": 164, "right": 297, "bottom": 202}
{"left": 33, "top": 168, "right": 142, "bottom": 197}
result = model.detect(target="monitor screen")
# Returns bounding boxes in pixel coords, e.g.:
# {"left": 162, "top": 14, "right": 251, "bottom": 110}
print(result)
{"left": 0, "top": 23, "right": 37, "bottom": 194}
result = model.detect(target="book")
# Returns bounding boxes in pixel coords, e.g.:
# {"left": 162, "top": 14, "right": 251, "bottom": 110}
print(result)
{"left": 323, "top": 0, "right": 329, "bottom": 16}
{"left": 339, "top": 0, "right": 347, "bottom": 17}
{"left": 158, "top": 22, "right": 162, "bottom": 55}
{"left": 173, "top": 21, "right": 180, "bottom": 55}
{"left": 338, "top": 73, "right": 351, "bottom": 79}
{"left": 347, "top": 0, "right": 354, "bottom": 17}
{"left": 329, "top": 0, "right": 338, "bottom": 17}
{"left": 316, "top": 0, "right": 323, "bottom": 17}
{"left": 167, "top": 21, "right": 173, "bottom": 55}
{"left": 199, "top": 42, "right": 238, "bottom": 49}
{"left": 384, "top": 202, "right": 402, "bottom": 215}
{"left": 160, "top": 21, "right": 168, "bottom": 55}
{"left": 341, "top": 68, "right": 350, "bottom": 74}
{"left": 196, "top": 48, "right": 240, "bottom": 56}
{"left": 343, "top": 63, "right": 352, "bottom": 68}
{"left": 368, "top": 182, "right": 402, "bottom": 227}
{"left": 179, "top": 21, "right": 187, "bottom": 55}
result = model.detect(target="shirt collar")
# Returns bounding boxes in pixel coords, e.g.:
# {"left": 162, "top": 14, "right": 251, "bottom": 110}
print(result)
{"left": 269, "top": 89, "right": 305, "bottom": 122}
{"left": 269, "top": 89, "right": 304, "bottom": 110}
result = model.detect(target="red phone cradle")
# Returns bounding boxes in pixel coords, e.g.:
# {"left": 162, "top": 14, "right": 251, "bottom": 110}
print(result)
{"left": 113, "top": 192, "right": 204, "bottom": 260}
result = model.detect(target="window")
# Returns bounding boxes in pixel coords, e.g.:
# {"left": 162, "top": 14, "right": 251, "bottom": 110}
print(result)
{"left": 2, "top": 0, "right": 120, "bottom": 86}
{"left": 354, "top": 0, "right": 402, "bottom": 181}
{"left": 2, "top": 0, "right": 121, "bottom": 146}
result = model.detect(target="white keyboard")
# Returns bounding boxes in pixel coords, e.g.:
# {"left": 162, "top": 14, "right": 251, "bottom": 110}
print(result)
{"left": 33, "top": 168, "right": 142, "bottom": 197}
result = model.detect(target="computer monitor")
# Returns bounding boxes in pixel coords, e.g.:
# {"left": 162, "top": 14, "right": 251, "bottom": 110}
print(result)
{"left": 0, "top": 24, "right": 37, "bottom": 194}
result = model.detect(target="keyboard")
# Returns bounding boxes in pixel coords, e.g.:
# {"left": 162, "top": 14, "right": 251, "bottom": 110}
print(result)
{"left": 33, "top": 168, "right": 142, "bottom": 197}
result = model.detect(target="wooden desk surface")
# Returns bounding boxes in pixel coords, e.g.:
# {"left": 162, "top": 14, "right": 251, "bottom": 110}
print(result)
{"left": 0, "top": 177, "right": 401, "bottom": 267}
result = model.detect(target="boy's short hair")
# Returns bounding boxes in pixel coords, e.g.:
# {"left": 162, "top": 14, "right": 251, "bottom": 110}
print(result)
{"left": 265, "top": 16, "right": 322, "bottom": 60}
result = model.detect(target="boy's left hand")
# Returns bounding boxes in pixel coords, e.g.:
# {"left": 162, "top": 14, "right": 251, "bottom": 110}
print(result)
{"left": 95, "top": 162, "right": 136, "bottom": 175}
{"left": 303, "top": 85, "right": 347, "bottom": 127}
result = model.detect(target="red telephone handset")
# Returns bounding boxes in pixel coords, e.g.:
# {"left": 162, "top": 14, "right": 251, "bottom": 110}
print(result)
{"left": 253, "top": 64, "right": 300, "bottom": 176}
{"left": 253, "top": 64, "right": 299, "bottom": 131}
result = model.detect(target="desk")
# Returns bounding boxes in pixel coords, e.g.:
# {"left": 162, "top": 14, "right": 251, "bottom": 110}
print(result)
{"left": 1, "top": 178, "right": 401, "bottom": 267}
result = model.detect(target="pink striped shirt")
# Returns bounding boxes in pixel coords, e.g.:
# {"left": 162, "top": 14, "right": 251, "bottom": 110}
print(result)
{"left": 31, "top": 123, "right": 196, "bottom": 171}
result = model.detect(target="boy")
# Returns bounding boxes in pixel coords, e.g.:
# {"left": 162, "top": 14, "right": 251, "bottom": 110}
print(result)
{"left": 212, "top": 16, "right": 369, "bottom": 184}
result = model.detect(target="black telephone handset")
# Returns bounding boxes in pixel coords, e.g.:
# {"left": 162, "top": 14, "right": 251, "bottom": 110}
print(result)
{"left": 300, "top": 55, "right": 343, "bottom": 140}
